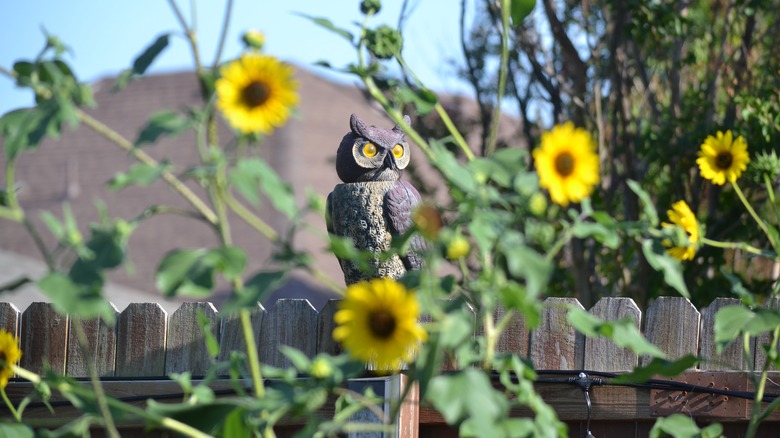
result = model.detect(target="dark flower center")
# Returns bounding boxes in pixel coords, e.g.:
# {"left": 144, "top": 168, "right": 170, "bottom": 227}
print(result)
{"left": 369, "top": 310, "right": 397, "bottom": 339}
{"left": 715, "top": 151, "right": 733, "bottom": 170}
{"left": 555, "top": 151, "right": 575, "bottom": 177}
{"left": 242, "top": 81, "right": 270, "bottom": 108}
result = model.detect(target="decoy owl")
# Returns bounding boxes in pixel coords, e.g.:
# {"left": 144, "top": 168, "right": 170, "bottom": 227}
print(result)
{"left": 327, "top": 113, "right": 425, "bottom": 285}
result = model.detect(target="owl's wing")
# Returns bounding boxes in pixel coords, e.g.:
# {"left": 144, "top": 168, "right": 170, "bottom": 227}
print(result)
{"left": 384, "top": 180, "right": 426, "bottom": 270}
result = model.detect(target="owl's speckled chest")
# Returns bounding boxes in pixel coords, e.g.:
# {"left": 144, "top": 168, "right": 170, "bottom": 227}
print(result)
{"left": 328, "top": 181, "right": 406, "bottom": 284}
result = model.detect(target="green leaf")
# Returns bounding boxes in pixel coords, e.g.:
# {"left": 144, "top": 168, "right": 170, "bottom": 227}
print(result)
{"left": 568, "top": 307, "right": 665, "bottom": 358}
{"left": 229, "top": 158, "right": 297, "bottom": 219}
{"left": 650, "top": 414, "right": 722, "bottom": 438}
{"left": 280, "top": 345, "right": 312, "bottom": 372}
{"left": 497, "top": 234, "right": 551, "bottom": 299}
{"left": 134, "top": 110, "right": 192, "bottom": 146}
{"left": 0, "top": 104, "right": 59, "bottom": 160}
{"left": 146, "top": 399, "right": 237, "bottom": 435}
{"left": 641, "top": 239, "right": 690, "bottom": 298}
{"left": 611, "top": 355, "right": 698, "bottom": 384}
{"left": 229, "top": 270, "right": 288, "bottom": 310}
{"left": 197, "top": 309, "right": 220, "bottom": 358}
{"left": 222, "top": 408, "right": 251, "bottom": 437}
{"left": 715, "top": 305, "right": 780, "bottom": 352}
{"left": 510, "top": 0, "right": 536, "bottom": 27}
{"left": 430, "top": 139, "right": 477, "bottom": 193}
{"left": 115, "top": 34, "right": 171, "bottom": 90}
{"left": 156, "top": 247, "right": 246, "bottom": 298}
{"left": 295, "top": 14, "right": 354, "bottom": 42}
{"left": 571, "top": 221, "right": 620, "bottom": 249}
{"left": 396, "top": 86, "right": 437, "bottom": 115}
{"left": 426, "top": 369, "right": 509, "bottom": 431}
{"left": 38, "top": 273, "right": 116, "bottom": 323}
{"left": 107, "top": 162, "right": 171, "bottom": 190}
{"left": 627, "top": 180, "right": 659, "bottom": 226}
{"left": 0, "top": 423, "right": 34, "bottom": 438}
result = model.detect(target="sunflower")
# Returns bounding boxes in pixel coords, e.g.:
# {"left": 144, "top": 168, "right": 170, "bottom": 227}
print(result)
{"left": 333, "top": 278, "right": 427, "bottom": 372}
{"left": 0, "top": 329, "right": 22, "bottom": 389}
{"left": 533, "top": 122, "right": 600, "bottom": 206}
{"left": 662, "top": 200, "right": 701, "bottom": 261}
{"left": 215, "top": 54, "right": 299, "bottom": 135}
{"left": 696, "top": 130, "right": 750, "bottom": 185}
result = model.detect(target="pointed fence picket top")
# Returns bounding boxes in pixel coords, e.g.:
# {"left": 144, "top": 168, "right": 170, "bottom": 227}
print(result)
{"left": 66, "top": 303, "right": 119, "bottom": 377}
{"left": 531, "top": 298, "right": 585, "bottom": 370}
{"left": 218, "top": 303, "right": 265, "bottom": 363}
{"left": 584, "top": 297, "right": 641, "bottom": 371}
{"left": 643, "top": 296, "right": 700, "bottom": 366}
{"left": 317, "top": 299, "right": 342, "bottom": 356}
{"left": 260, "top": 299, "right": 319, "bottom": 368}
{"left": 0, "top": 302, "right": 20, "bottom": 338}
{"left": 21, "top": 302, "right": 69, "bottom": 375}
{"left": 700, "top": 298, "right": 754, "bottom": 370}
{"left": 166, "top": 302, "right": 221, "bottom": 376}
{"left": 116, "top": 303, "right": 167, "bottom": 377}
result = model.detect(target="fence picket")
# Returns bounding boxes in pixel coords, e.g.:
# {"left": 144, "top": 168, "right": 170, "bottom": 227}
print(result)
{"left": 166, "top": 302, "right": 221, "bottom": 376}
{"left": 0, "top": 302, "right": 20, "bottom": 338}
{"left": 495, "top": 305, "right": 530, "bottom": 358}
{"left": 584, "top": 297, "right": 641, "bottom": 371}
{"left": 317, "top": 299, "right": 342, "bottom": 356}
{"left": 20, "top": 303, "right": 69, "bottom": 375}
{"left": 530, "top": 298, "right": 585, "bottom": 370}
{"left": 754, "top": 297, "right": 780, "bottom": 371}
{"left": 66, "top": 303, "right": 119, "bottom": 377}
{"left": 260, "top": 299, "right": 319, "bottom": 368}
{"left": 115, "top": 303, "right": 167, "bottom": 377}
{"left": 643, "top": 296, "right": 700, "bottom": 366}
{"left": 219, "top": 303, "right": 265, "bottom": 362}
{"left": 700, "top": 298, "right": 754, "bottom": 370}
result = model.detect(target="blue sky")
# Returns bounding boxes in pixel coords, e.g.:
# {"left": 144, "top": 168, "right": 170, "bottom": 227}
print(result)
{"left": 0, "top": 0, "right": 473, "bottom": 115}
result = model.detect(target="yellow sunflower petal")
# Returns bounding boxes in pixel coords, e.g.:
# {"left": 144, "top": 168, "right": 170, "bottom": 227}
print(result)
{"left": 333, "top": 278, "right": 426, "bottom": 373}
{"left": 216, "top": 54, "right": 299, "bottom": 135}
{"left": 533, "top": 122, "right": 600, "bottom": 207}
{"left": 696, "top": 130, "right": 750, "bottom": 186}
{"left": 662, "top": 200, "right": 701, "bottom": 261}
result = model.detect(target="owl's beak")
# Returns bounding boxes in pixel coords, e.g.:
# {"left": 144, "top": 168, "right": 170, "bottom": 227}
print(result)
{"left": 383, "top": 153, "right": 398, "bottom": 171}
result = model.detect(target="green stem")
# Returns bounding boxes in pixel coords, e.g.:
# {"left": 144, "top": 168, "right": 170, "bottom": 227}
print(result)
{"left": 394, "top": 54, "right": 474, "bottom": 161}
{"left": 748, "top": 324, "right": 780, "bottom": 437}
{"left": 1, "top": 387, "right": 20, "bottom": 422}
{"left": 225, "top": 194, "right": 278, "bottom": 240}
{"left": 212, "top": 0, "right": 234, "bottom": 69}
{"left": 484, "top": 0, "right": 511, "bottom": 157}
{"left": 701, "top": 237, "right": 765, "bottom": 256}
{"left": 733, "top": 181, "right": 778, "bottom": 255}
{"left": 11, "top": 365, "right": 40, "bottom": 384}
{"left": 23, "top": 218, "right": 56, "bottom": 271}
{"left": 77, "top": 110, "right": 218, "bottom": 224}
{"left": 545, "top": 222, "right": 573, "bottom": 263}
{"left": 240, "top": 308, "right": 265, "bottom": 398}
{"left": 73, "top": 319, "right": 120, "bottom": 438}
{"left": 483, "top": 310, "right": 497, "bottom": 369}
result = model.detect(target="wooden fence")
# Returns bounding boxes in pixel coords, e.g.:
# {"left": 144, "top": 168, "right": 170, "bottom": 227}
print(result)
{"left": 2, "top": 296, "right": 780, "bottom": 437}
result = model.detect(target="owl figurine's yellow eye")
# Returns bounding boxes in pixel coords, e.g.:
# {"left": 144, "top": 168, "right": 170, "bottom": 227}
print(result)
{"left": 363, "top": 143, "right": 378, "bottom": 157}
{"left": 392, "top": 144, "right": 404, "bottom": 158}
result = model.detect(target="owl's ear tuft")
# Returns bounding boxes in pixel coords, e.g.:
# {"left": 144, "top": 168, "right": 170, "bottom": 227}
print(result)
{"left": 394, "top": 115, "right": 411, "bottom": 134}
{"left": 350, "top": 113, "right": 369, "bottom": 137}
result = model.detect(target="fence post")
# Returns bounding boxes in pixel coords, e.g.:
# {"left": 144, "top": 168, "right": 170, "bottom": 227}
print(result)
{"left": 260, "top": 299, "right": 319, "bottom": 368}
{"left": 700, "top": 297, "right": 754, "bottom": 370}
{"left": 219, "top": 303, "right": 265, "bottom": 362}
{"left": 166, "top": 302, "right": 221, "bottom": 376}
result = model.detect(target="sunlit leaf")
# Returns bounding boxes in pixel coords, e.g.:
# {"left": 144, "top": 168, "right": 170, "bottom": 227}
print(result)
{"left": 107, "top": 162, "right": 171, "bottom": 190}
{"left": 611, "top": 355, "right": 698, "bottom": 384}
{"left": 510, "top": 0, "right": 536, "bottom": 27}
{"left": 135, "top": 110, "right": 192, "bottom": 146}
{"left": 568, "top": 307, "right": 665, "bottom": 358}
{"left": 229, "top": 158, "right": 297, "bottom": 219}
{"left": 295, "top": 14, "right": 354, "bottom": 42}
